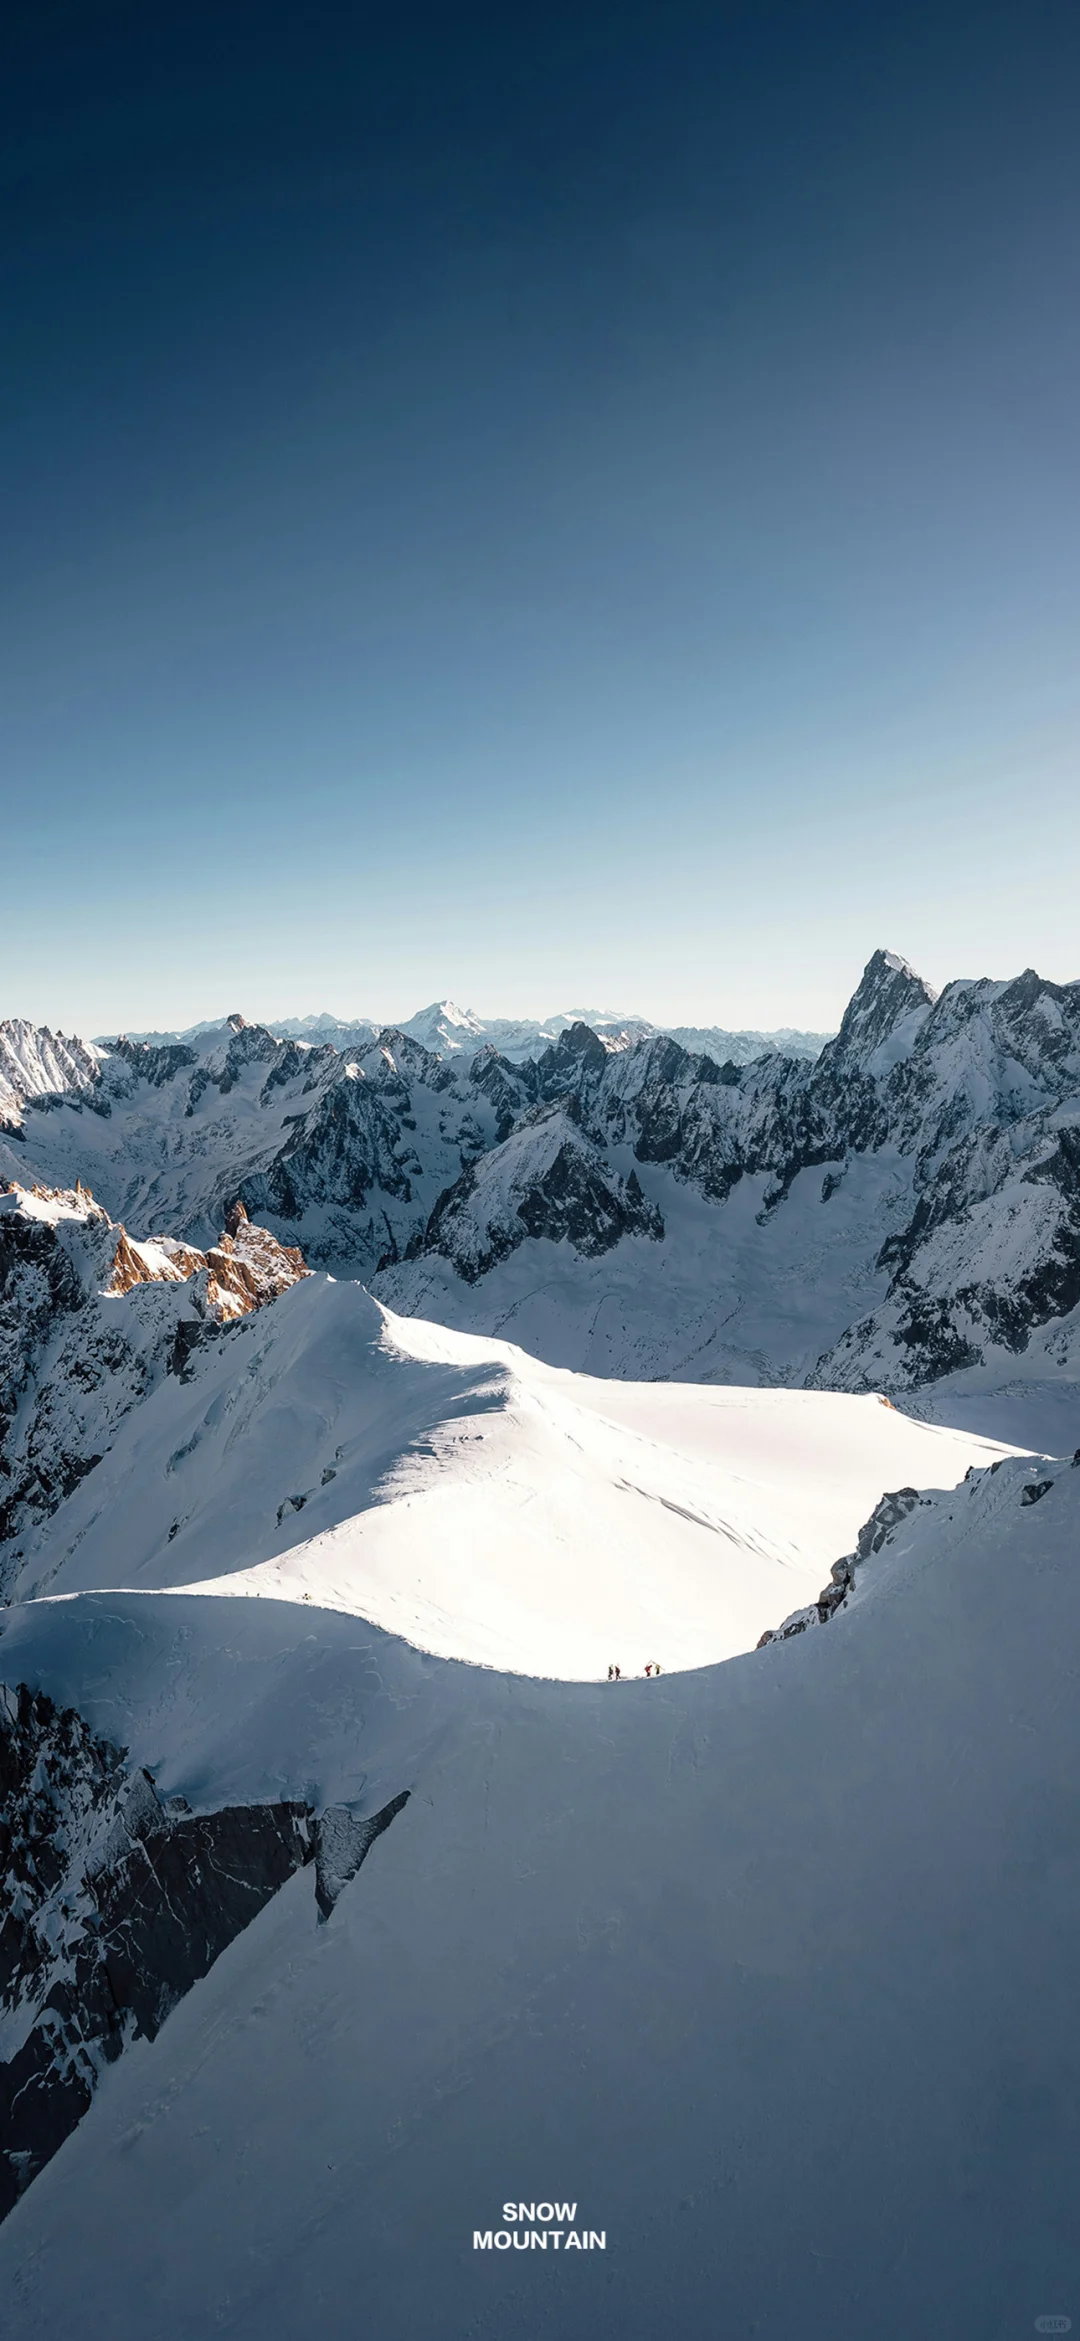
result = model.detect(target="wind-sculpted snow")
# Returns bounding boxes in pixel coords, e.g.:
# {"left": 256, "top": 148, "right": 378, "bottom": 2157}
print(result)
{"left": 0, "top": 1448, "right": 1078, "bottom": 2335}
{"left": 7, "top": 1271, "right": 1016, "bottom": 1675}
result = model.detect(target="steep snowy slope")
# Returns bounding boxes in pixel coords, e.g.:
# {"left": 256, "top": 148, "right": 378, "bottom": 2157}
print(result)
{"left": 1, "top": 1445, "right": 1077, "bottom": 2338}
{"left": 377, "top": 1142, "right": 915, "bottom": 1383}
{"left": 8, "top": 1271, "right": 1013, "bottom": 1675}
{"left": 0, "top": 1182, "right": 308, "bottom": 1563}
{"left": 0, "top": 1022, "right": 102, "bottom": 1129}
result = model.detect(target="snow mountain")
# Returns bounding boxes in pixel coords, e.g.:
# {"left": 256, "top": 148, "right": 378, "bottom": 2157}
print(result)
{"left": 1, "top": 1431, "right": 1077, "bottom": 2332}
{"left": 5, "top": 947, "right": 1079, "bottom": 1438}
{"left": 113, "top": 1000, "right": 831, "bottom": 1065}
{"left": 0, "top": 1174, "right": 1021, "bottom": 2244}
{"left": 0, "top": 1182, "right": 308, "bottom": 1561}
{"left": 0, "top": 1023, "right": 103, "bottom": 1129}
{"left": 2, "top": 955, "right": 1078, "bottom": 2329}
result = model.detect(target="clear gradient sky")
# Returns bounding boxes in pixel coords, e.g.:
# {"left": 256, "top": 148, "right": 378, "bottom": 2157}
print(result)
{"left": 3, "top": 0, "right": 1079, "bottom": 1037}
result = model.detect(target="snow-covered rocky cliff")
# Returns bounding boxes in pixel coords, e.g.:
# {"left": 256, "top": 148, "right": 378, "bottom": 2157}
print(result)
{"left": 383, "top": 951, "right": 1080, "bottom": 1431}
{"left": 4, "top": 953, "right": 1079, "bottom": 1432}
{"left": 0, "top": 1024, "right": 103, "bottom": 1130}
{"left": 0, "top": 1182, "right": 308, "bottom": 1567}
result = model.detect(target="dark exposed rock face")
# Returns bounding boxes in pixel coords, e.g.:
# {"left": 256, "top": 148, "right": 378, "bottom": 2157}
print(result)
{"left": 756, "top": 1485, "right": 924, "bottom": 1647}
{"left": 0, "top": 1685, "right": 410, "bottom": 2221}
{"left": 314, "top": 1792, "right": 411, "bottom": 1922}
{"left": 1020, "top": 1479, "right": 1053, "bottom": 1507}
{"left": 0, "top": 1685, "right": 312, "bottom": 2221}
{"left": 410, "top": 1104, "right": 664, "bottom": 1283}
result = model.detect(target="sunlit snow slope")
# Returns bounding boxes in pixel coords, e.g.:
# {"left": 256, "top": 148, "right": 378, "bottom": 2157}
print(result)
{"left": 15, "top": 1275, "right": 1018, "bottom": 1675}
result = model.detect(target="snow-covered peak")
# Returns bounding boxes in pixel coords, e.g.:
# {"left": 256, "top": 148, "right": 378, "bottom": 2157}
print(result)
{"left": 0, "top": 1021, "right": 104, "bottom": 1129}
{"left": 393, "top": 1001, "right": 486, "bottom": 1054}
{"left": 818, "top": 947, "right": 938, "bottom": 1081}
{"left": 414, "top": 1102, "right": 663, "bottom": 1283}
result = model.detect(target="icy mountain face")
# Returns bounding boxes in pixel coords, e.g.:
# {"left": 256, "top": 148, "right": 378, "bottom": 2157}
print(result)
{"left": 0, "top": 1023, "right": 103, "bottom": 1131}
{"left": 233, "top": 1033, "right": 533, "bottom": 1272}
{"left": 0, "top": 1184, "right": 308, "bottom": 1568}
{"left": 396, "top": 954, "right": 1080, "bottom": 1405}
{"left": 411, "top": 1101, "right": 663, "bottom": 1282}
{"left": 6, "top": 951, "right": 1080, "bottom": 1409}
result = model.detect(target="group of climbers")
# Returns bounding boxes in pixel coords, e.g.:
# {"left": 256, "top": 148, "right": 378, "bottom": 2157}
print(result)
{"left": 606, "top": 1662, "right": 661, "bottom": 1680}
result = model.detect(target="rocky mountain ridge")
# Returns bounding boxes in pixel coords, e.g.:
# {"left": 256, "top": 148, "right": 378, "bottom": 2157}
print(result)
{"left": 383, "top": 950, "right": 1080, "bottom": 1411}
{"left": 103, "top": 1000, "right": 831, "bottom": 1066}
{"left": 2, "top": 951, "right": 1078, "bottom": 1421}
{"left": 0, "top": 1183, "right": 309, "bottom": 1566}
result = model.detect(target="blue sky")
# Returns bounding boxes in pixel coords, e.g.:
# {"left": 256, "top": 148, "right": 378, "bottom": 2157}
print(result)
{"left": 2, "top": 0, "right": 1078, "bottom": 1035}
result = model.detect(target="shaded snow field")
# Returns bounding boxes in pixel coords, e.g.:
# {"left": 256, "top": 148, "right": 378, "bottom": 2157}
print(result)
{"left": 16, "top": 1274, "right": 1021, "bottom": 1677}
{"left": 2, "top": 1445, "right": 1079, "bottom": 2340}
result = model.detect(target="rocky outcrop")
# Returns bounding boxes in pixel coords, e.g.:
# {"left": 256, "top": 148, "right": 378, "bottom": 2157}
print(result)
{"left": 757, "top": 1485, "right": 924, "bottom": 1646}
{"left": 314, "top": 1791, "right": 411, "bottom": 1922}
{"left": 195, "top": 1201, "right": 310, "bottom": 1322}
{"left": 758, "top": 1457, "right": 1071, "bottom": 1650}
{"left": 0, "top": 1684, "right": 410, "bottom": 2221}
{"left": 0, "top": 1185, "right": 311, "bottom": 1566}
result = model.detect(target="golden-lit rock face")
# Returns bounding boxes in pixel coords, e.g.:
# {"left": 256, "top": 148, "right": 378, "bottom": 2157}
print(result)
{"left": 104, "top": 1198, "right": 310, "bottom": 1320}
{"left": 3, "top": 1180, "right": 311, "bottom": 1321}
{"left": 198, "top": 1202, "right": 311, "bottom": 1322}
{"left": 105, "top": 1227, "right": 206, "bottom": 1296}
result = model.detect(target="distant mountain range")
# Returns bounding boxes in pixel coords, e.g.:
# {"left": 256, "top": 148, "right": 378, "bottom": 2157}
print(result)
{"left": 3, "top": 948, "right": 1079, "bottom": 1449}
{"left": 106, "top": 1000, "right": 832, "bottom": 1066}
